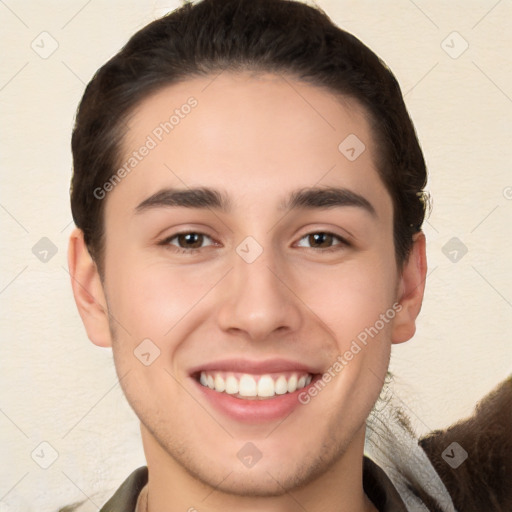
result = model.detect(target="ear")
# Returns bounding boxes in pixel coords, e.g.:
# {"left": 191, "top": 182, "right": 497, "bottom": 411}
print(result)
{"left": 68, "top": 228, "right": 112, "bottom": 347}
{"left": 391, "top": 231, "right": 427, "bottom": 344}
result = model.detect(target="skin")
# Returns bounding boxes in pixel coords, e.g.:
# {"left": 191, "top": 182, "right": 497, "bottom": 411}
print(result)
{"left": 69, "top": 72, "right": 427, "bottom": 512}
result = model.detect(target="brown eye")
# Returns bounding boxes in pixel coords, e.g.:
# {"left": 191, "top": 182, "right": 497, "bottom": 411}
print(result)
{"left": 296, "top": 232, "right": 347, "bottom": 250}
{"left": 308, "top": 232, "right": 333, "bottom": 248}
{"left": 162, "top": 232, "right": 214, "bottom": 251}
{"left": 176, "top": 233, "right": 204, "bottom": 248}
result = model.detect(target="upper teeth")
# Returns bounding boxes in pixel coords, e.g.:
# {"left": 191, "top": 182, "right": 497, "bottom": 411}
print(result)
{"left": 199, "top": 371, "right": 312, "bottom": 398}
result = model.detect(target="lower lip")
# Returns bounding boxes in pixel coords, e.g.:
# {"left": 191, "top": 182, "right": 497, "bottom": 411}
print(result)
{"left": 193, "top": 377, "right": 317, "bottom": 423}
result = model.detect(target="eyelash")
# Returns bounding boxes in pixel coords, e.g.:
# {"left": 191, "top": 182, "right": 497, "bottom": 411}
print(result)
{"left": 158, "top": 231, "right": 350, "bottom": 254}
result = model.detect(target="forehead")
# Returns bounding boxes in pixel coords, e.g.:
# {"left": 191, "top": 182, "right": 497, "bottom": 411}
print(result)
{"left": 106, "top": 71, "right": 390, "bottom": 218}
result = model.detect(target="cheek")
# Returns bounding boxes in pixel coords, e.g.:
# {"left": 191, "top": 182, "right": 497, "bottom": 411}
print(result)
{"left": 299, "top": 260, "right": 396, "bottom": 418}
{"left": 296, "top": 256, "right": 398, "bottom": 344}
{"left": 105, "top": 254, "right": 220, "bottom": 341}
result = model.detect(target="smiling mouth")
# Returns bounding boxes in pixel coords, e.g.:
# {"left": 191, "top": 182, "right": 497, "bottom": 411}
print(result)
{"left": 195, "top": 370, "right": 314, "bottom": 400}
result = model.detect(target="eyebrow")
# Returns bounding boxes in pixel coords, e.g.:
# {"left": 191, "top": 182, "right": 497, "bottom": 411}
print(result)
{"left": 134, "top": 186, "right": 376, "bottom": 217}
{"left": 135, "top": 187, "right": 231, "bottom": 213}
{"left": 281, "top": 187, "right": 376, "bottom": 216}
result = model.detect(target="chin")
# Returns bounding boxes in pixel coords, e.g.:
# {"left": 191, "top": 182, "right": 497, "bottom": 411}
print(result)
{"left": 194, "top": 461, "right": 316, "bottom": 498}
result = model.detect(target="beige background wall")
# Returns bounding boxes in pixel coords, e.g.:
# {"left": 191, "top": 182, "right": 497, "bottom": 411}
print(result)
{"left": 1, "top": 1, "right": 511, "bottom": 510}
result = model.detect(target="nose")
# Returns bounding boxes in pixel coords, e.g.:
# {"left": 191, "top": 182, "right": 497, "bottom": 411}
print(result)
{"left": 216, "top": 246, "right": 302, "bottom": 342}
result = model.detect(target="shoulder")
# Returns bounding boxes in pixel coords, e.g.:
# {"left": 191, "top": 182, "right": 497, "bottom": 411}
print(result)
{"left": 365, "top": 375, "right": 512, "bottom": 511}
{"left": 59, "top": 467, "right": 148, "bottom": 512}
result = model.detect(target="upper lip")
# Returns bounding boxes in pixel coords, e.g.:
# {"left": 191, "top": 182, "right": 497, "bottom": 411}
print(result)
{"left": 188, "top": 358, "right": 321, "bottom": 376}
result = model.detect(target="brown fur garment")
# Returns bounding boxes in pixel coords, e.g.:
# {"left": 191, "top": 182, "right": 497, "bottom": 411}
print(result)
{"left": 419, "top": 376, "right": 512, "bottom": 512}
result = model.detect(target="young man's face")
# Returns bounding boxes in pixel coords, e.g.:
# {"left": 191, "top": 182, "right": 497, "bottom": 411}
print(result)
{"left": 71, "top": 72, "right": 425, "bottom": 498}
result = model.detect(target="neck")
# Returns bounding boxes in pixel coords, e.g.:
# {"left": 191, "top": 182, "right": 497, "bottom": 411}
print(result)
{"left": 140, "top": 424, "right": 377, "bottom": 512}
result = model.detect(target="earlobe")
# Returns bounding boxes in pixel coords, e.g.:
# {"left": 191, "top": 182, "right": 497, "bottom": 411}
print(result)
{"left": 68, "top": 228, "right": 112, "bottom": 348}
{"left": 391, "top": 231, "right": 427, "bottom": 344}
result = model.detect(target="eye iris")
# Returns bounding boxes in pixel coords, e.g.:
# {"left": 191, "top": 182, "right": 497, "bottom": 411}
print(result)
{"left": 178, "top": 233, "right": 203, "bottom": 248}
{"left": 309, "top": 232, "right": 333, "bottom": 248}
